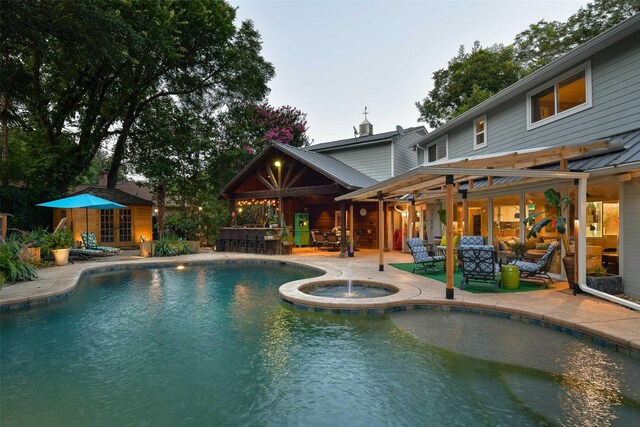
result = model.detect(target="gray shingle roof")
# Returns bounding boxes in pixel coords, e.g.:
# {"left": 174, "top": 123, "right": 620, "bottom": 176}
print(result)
{"left": 70, "top": 186, "right": 153, "bottom": 206}
{"left": 308, "top": 126, "right": 426, "bottom": 152}
{"left": 275, "top": 143, "right": 378, "bottom": 189}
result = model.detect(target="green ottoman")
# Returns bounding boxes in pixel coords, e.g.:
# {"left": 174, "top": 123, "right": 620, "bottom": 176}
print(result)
{"left": 501, "top": 265, "right": 520, "bottom": 289}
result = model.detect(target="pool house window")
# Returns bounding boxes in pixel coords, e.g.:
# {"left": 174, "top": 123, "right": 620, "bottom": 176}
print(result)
{"left": 473, "top": 116, "right": 487, "bottom": 150}
{"left": 527, "top": 61, "right": 591, "bottom": 130}
{"left": 101, "top": 209, "right": 115, "bottom": 243}
{"left": 119, "top": 209, "right": 132, "bottom": 243}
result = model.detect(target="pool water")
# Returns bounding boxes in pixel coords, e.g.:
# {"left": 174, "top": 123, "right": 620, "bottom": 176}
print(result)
{"left": 1, "top": 263, "right": 639, "bottom": 426}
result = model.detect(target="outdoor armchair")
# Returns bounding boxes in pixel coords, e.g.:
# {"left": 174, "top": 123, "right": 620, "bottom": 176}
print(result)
{"left": 457, "top": 245, "right": 501, "bottom": 292}
{"left": 407, "top": 238, "right": 445, "bottom": 274}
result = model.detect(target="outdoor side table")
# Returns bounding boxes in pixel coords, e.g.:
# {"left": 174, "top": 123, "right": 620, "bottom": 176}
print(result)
{"left": 501, "top": 265, "right": 520, "bottom": 289}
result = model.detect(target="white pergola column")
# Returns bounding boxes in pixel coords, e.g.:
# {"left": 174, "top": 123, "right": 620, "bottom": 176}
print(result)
{"left": 487, "top": 196, "right": 494, "bottom": 246}
{"left": 519, "top": 193, "right": 526, "bottom": 242}
{"left": 577, "top": 177, "right": 587, "bottom": 288}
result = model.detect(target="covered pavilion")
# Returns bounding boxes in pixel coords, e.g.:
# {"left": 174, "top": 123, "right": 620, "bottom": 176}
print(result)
{"left": 336, "top": 140, "right": 639, "bottom": 310}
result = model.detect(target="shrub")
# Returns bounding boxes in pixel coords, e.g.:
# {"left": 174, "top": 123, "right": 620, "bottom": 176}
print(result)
{"left": 41, "top": 230, "right": 73, "bottom": 252}
{"left": 154, "top": 238, "right": 193, "bottom": 257}
{"left": 0, "top": 244, "right": 39, "bottom": 285}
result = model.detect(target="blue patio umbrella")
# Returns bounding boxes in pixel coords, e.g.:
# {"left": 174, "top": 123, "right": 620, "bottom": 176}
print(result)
{"left": 37, "top": 194, "right": 126, "bottom": 244}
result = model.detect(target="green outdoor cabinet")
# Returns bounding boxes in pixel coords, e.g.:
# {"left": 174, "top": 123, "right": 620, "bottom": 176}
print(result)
{"left": 294, "top": 213, "right": 310, "bottom": 247}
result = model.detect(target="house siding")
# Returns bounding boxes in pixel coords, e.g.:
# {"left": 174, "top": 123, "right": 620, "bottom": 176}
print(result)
{"left": 622, "top": 179, "right": 640, "bottom": 297}
{"left": 444, "top": 31, "right": 640, "bottom": 159}
{"left": 322, "top": 142, "right": 392, "bottom": 181}
{"left": 394, "top": 131, "right": 424, "bottom": 175}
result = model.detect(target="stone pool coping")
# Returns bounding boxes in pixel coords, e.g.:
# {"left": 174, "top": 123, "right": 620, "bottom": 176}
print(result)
{"left": 2, "top": 250, "right": 640, "bottom": 356}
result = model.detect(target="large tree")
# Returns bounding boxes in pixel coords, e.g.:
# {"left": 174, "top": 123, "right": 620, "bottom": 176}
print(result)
{"left": 416, "top": 0, "right": 640, "bottom": 127}
{"left": 126, "top": 97, "right": 212, "bottom": 238}
{"left": 208, "top": 103, "right": 310, "bottom": 191}
{"left": 415, "top": 43, "right": 521, "bottom": 128}
{"left": 514, "top": 0, "right": 640, "bottom": 73}
{"left": 2, "top": 0, "right": 274, "bottom": 194}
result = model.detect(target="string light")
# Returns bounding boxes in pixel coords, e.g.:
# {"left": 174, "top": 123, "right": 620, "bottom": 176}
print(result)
{"left": 236, "top": 199, "right": 277, "bottom": 207}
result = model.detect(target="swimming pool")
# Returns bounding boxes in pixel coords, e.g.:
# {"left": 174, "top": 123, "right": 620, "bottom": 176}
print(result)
{"left": 1, "top": 262, "right": 638, "bottom": 425}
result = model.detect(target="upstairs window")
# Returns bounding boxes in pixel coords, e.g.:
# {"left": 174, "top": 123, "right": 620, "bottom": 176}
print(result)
{"left": 473, "top": 116, "right": 487, "bottom": 149}
{"left": 527, "top": 61, "right": 591, "bottom": 129}
{"left": 426, "top": 136, "right": 448, "bottom": 163}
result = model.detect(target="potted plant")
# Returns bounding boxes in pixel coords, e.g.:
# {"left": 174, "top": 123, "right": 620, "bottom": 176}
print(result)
{"left": 507, "top": 241, "right": 527, "bottom": 260}
{"left": 280, "top": 224, "right": 294, "bottom": 254}
{"left": 42, "top": 230, "right": 73, "bottom": 265}
{"left": 523, "top": 189, "right": 575, "bottom": 288}
{"left": 20, "top": 228, "right": 47, "bottom": 263}
{"left": 586, "top": 265, "right": 623, "bottom": 295}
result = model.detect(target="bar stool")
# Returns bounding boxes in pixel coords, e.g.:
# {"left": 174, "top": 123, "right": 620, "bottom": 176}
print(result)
{"left": 238, "top": 229, "right": 247, "bottom": 252}
{"left": 220, "top": 228, "right": 230, "bottom": 251}
{"left": 229, "top": 228, "right": 238, "bottom": 252}
{"left": 246, "top": 229, "right": 257, "bottom": 253}
{"left": 256, "top": 230, "right": 267, "bottom": 254}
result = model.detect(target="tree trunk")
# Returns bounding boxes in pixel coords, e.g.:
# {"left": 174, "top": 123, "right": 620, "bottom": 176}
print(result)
{"left": 156, "top": 183, "right": 166, "bottom": 239}
{"left": 1, "top": 94, "right": 9, "bottom": 188}
{"left": 107, "top": 104, "right": 137, "bottom": 188}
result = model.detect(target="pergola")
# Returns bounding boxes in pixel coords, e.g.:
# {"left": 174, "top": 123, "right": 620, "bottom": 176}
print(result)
{"left": 335, "top": 144, "right": 610, "bottom": 300}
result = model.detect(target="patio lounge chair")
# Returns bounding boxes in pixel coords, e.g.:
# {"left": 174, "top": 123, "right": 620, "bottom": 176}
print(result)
{"left": 458, "top": 245, "right": 501, "bottom": 292}
{"left": 80, "top": 232, "right": 120, "bottom": 255}
{"left": 407, "top": 238, "right": 445, "bottom": 273}
{"left": 70, "top": 247, "right": 108, "bottom": 261}
{"left": 508, "top": 241, "right": 559, "bottom": 285}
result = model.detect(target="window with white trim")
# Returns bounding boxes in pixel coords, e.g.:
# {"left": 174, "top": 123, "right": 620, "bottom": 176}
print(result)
{"left": 473, "top": 115, "right": 487, "bottom": 149}
{"left": 425, "top": 136, "right": 447, "bottom": 163}
{"left": 527, "top": 61, "right": 592, "bottom": 129}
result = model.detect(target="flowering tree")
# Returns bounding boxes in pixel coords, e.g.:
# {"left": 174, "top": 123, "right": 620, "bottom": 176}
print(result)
{"left": 208, "top": 103, "right": 310, "bottom": 191}
{"left": 252, "top": 104, "right": 310, "bottom": 148}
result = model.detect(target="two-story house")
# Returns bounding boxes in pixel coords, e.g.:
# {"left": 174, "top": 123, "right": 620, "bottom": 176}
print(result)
{"left": 343, "top": 14, "right": 640, "bottom": 297}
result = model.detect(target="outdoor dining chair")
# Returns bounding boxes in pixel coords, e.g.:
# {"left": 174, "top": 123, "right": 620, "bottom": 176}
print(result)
{"left": 325, "top": 233, "right": 339, "bottom": 251}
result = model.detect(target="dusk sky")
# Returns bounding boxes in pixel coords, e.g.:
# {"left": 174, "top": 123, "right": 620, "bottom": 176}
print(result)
{"left": 230, "top": 0, "right": 590, "bottom": 144}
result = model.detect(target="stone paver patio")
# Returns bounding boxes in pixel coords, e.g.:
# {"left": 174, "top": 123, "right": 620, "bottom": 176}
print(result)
{"left": 2, "top": 248, "right": 639, "bottom": 354}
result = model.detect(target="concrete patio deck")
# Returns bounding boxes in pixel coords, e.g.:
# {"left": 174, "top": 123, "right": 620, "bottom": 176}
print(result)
{"left": 2, "top": 248, "right": 639, "bottom": 355}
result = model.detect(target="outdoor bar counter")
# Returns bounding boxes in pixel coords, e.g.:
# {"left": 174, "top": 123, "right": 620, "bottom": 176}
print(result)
{"left": 217, "top": 227, "right": 291, "bottom": 255}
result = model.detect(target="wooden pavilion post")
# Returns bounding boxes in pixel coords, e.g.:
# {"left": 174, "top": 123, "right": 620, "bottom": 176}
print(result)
{"left": 340, "top": 200, "right": 347, "bottom": 257}
{"left": 349, "top": 203, "right": 354, "bottom": 257}
{"left": 461, "top": 189, "right": 468, "bottom": 236}
{"left": 445, "top": 175, "right": 454, "bottom": 299}
{"left": 408, "top": 197, "right": 415, "bottom": 239}
{"left": 378, "top": 191, "right": 384, "bottom": 271}
{"left": 419, "top": 203, "right": 424, "bottom": 241}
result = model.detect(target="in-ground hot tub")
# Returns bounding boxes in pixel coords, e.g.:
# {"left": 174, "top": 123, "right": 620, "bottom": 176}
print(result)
{"left": 301, "top": 281, "right": 398, "bottom": 298}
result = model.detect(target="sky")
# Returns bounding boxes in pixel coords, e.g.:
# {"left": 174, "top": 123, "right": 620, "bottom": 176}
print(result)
{"left": 229, "top": 0, "right": 590, "bottom": 145}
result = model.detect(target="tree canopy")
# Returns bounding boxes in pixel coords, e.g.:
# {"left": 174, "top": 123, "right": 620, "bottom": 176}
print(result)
{"left": 416, "top": 0, "right": 640, "bottom": 127}
{"left": 2, "top": 0, "right": 274, "bottom": 194}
